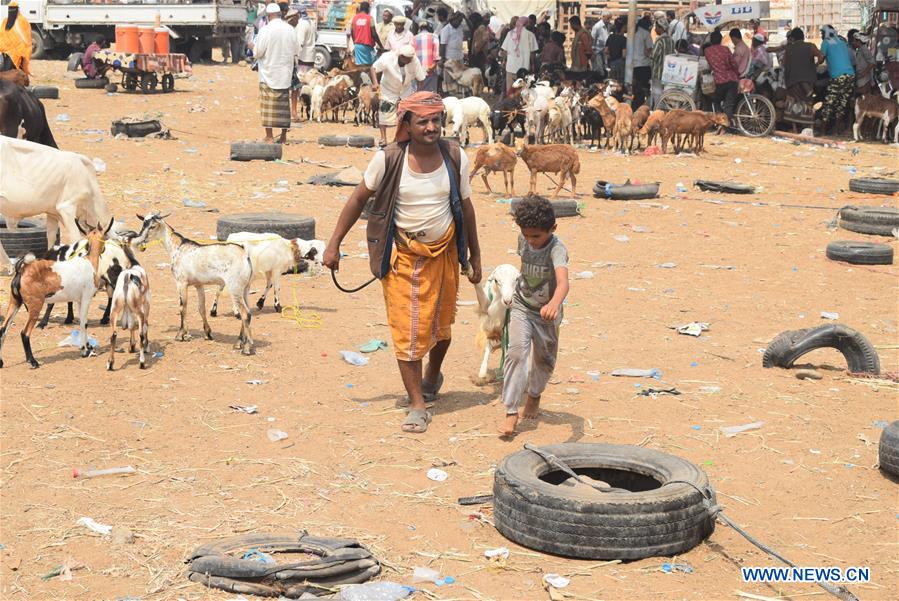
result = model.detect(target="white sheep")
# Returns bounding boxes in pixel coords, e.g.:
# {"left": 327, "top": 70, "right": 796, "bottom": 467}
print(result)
{"left": 474, "top": 264, "right": 520, "bottom": 382}
{"left": 106, "top": 261, "right": 151, "bottom": 371}
{"left": 131, "top": 213, "right": 254, "bottom": 354}
{"left": 448, "top": 96, "right": 494, "bottom": 147}
{"left": 310, "top": 84, "right": 325, "bottom": 122}
{"left": 210, "top": 232, "right": 325, "bottom": 317}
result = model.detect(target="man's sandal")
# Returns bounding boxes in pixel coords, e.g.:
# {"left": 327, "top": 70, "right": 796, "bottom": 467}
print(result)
{"left": 396, "top": 373, "right": 444, "bottom": 408}
{"left": 402, "top": 408, "right": 431, "bottom": 433}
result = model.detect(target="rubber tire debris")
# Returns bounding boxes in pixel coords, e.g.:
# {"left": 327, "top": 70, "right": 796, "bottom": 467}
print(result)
{"left": 67, "top": 52, "right": 84, "bottom": 72}
{"left": 0, "top": 217, "right": 49, "bottom": 259}
{"left": 493, "top": 443, "right": 716, "bottom": 560}
{"left": 694, "top": 180, "right": 755, "bottom": 194}
{"left": 111, "top": 119, "right": 162, "bottom": 138}
{"left": 510, "top": 198, "right": 579, "bottom": 218}
{"left": 319, "top": 135, "right": 349, "bottom": 147}
{"left": 229, "top": 142, "right": 283, "bottom": 162}
{"left": 848, "top": 177, "right": 899, "bottom": 195}
{"left": 838, "top": 206, "right": 899, "bottom": 237}
{"left": 592, "top": 180, "right": 660, "bottom": 200}
{"left": 74, "top": 77, "right": 109, "bottom": 89}
{"left": 216, "top": 213, "right": 315, "bottom": 241}
{"left": 762, "top": 324, "right": 880, "bottom": 374}
{"left": 826, "top": 241, "right": 893, "bottom": 265}
{"left": 187, "top": 533, "right": 380, "bottom": 598}
{"left": 878, "top": 421, "right": 899, "bottom": 478}
{"left": 347, "top": 135, "right": 376, "bottom": 148}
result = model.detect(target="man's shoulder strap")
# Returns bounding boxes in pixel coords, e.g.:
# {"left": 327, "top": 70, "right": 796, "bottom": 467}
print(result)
{"left": 438, "top": 138, "right": 462, "bottom": 173}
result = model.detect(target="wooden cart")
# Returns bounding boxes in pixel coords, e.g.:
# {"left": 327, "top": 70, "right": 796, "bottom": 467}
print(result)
{"left": 95, "top": 50, "right": 192, "bottom": 93}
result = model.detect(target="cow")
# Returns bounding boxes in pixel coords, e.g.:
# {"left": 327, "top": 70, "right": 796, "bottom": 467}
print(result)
{"left": 0, "top": 137, "right": 114, "bottom": 272}
{"left": 0, "top": 80, "right": 57, "bottom": 148}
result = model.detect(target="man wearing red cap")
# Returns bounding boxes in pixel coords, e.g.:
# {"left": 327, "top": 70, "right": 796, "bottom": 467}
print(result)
{"left": 323, "top": 92, "right": 482, "bottom": 434}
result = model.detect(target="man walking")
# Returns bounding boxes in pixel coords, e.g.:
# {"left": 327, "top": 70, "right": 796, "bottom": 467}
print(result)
{"left": 252, "top": 3, "right": 299, "bottom": 143}
{"left": 650, "top": 17, "right": 675, "bottom": 108}
{"left": 414, "top": 21, "right": 440, "bottom": 92}
{"left": 323, "top": 92, "right": 482, "bottom": 434}
{"left": 667, "top": 10, "right": 687, "bottom": 44}
{"left": 568, "top": 16, "right": 593, "bottom": 73}
{"left": 371, "top": 45, "right": 426, "bottom": 147}
{"left": 347, "top": 2, "right": 380, "bottom": 67}
{"left": 591, "top": 11, "right": 611, "bottom": 75}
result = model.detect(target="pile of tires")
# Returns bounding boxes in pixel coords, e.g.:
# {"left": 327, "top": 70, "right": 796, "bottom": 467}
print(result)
{"left": 493, "top": 443, "right": 716, "bottom": 560}
{"left": 0, "top": 218, "right": 48, "bottom": 260}
{"left": 838, "top": 206, "right": 899, "bottom": 237}
{"left": 216, "top": 213, "right": 315, "bottom": 241}
{"left": 762, "top": 324, "right": 880, "bottom": 374}
{"left": 879, "top": 421, "right": 899, "bottom": 478}
{"left": 510, "top": 197, "right": 579, "bottom": 218}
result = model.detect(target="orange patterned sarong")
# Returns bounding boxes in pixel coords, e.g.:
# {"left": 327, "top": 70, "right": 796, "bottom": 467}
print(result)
{"left": 382, "top": 224, "right": 459, "bottom": 362}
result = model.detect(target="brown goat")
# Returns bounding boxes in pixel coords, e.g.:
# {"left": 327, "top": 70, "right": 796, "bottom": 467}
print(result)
{"left": 632, "top": 105, "right": 650, "bottom": 130}
{"left": 355, "top": 84, "right": 375, "bottom": 125}
{"left": 518, "top": 142, "right": 580, "bottom": 198}
{"left": 613, "top": 103, "right": 634, "bottom": 154}
{"left": 470, "top": 143, "right": 518, "bottom": 195}
{"left": 638, "top": 109, "right": 666, "bottom": 147}
{"left": 853, "top": 93, "right": 899, "bottom": 144}
{"left": 661, "top": 110, "right": 729, "bottom": 154}
{"left": 586, "top": 95, "right": 616, "bottom": 148}
{"left": 321, "top": 80, "right": 351, "bottom": 123}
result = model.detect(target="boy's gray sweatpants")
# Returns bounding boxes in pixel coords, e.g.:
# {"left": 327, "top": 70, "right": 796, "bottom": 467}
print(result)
{"left": 502, "top": 306, "right": 560, "bottom": 414}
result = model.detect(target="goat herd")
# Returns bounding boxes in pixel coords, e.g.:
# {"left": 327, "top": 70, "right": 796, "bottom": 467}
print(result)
{"left": 0, "top": 211, "right": 325, "bottom": 371}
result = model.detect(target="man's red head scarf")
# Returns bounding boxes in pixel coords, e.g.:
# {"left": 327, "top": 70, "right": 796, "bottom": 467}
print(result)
{"left": 395, "top": 92, "right": 445, "bottom": 143}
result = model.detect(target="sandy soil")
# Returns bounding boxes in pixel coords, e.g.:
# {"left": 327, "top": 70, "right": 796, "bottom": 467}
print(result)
{"left": 1, "top": 60, "right": 897, "bottom": 601}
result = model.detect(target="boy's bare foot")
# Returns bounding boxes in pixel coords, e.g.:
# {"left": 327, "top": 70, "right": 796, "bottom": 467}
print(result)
{"left": 520, "top": 394, "right": 541, "bottom": 419}
{"left": 497, "top": 413, "right": 518, "bottom": 437}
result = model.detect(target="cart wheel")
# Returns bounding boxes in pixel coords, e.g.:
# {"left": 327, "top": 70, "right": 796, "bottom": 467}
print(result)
{"left": 161, "top": 74, "right": 175, "bottom": 93}
{"left": 140, "top": 73, "right": 158, "bottom": 93}
{"left": 105, "top": 83, "right": 118, "bottom": 93}
{"left": 734, "top": 93, "right": 776, "bottom": 137}
{"left": 657, "top": 89, "right": 696, "bottom": 112}
{"left": 124, "top": 73, "right": 138, "bottom": 92}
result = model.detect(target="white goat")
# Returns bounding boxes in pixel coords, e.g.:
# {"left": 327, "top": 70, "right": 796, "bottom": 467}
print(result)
{"left": 448, "top": 97, "right": 494, "bottom": 147}
{"left": 106, "top": 260, "right": 151, "bottom": 371}
{"left": 311, "top": 84, "right": 325, "bottom": 122}
{"left": 211, "top": 233, "right": 325, "bottom": 316}
{"left": 442, "top": 96, "right": 460, "bottom": 136}
{"left": 474, "top": 264, "right": 520, "bottom": 382}
{"left": 131, "top": 213, "right": 254, "bottom": 355}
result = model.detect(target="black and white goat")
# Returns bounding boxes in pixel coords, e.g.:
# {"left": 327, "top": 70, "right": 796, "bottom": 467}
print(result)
{"left": 131, "top": 213, "right": 254, "bottom": 355}
{"left": 106, "top": 244, "right": 151, "bottom": 370}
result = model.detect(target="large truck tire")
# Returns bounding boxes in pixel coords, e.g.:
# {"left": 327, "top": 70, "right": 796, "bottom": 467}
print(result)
{"left": 31, "top": 27, "right": 46, "bottom": 60}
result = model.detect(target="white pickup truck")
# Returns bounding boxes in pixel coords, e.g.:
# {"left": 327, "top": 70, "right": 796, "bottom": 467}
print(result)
{"left": 1, "top": 0, "right": 249, "bottom": 62}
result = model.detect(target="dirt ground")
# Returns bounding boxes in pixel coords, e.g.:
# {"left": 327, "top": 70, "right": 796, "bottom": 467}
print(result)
{"left": 1, "top": 60, "right": 897, "bottom": 601}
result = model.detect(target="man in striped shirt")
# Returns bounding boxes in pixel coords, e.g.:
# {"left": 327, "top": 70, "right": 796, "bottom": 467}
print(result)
{"left": 650, "top": 18, "right": 676, "bottom": 108}
{"left": 414, "top": 21, "right": 440, "bottom": 92}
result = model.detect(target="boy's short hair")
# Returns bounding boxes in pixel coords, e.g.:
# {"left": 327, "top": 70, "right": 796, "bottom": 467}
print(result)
{"left": 513, "top": 195, "right": 556, "bottom": 231}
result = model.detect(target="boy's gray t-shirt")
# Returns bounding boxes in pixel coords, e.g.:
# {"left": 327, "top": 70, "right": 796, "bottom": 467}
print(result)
{"left": 514, "top": 234, "right": 569, "bottom": 312}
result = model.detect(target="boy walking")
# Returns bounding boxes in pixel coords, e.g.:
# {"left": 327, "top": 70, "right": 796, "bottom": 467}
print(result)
{"left": 499, "top": 196, "right": 570, "bottom": 437}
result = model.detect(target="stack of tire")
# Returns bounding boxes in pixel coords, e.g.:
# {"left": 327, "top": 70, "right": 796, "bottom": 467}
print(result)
{"left": 0, "top": 218, "right": 49, "bottom": 260}
{"left": 827, "top": 178, "right": 899, "bottom": 267}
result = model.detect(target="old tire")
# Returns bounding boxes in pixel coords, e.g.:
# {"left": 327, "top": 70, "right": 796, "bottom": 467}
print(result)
{"left": 347, "top": 135, "right": 376, "bottom": 148}
{"left": 229, "top": 142, "right": 282, "bottom": 162}
{"left": 319, "top": 135, "right": 348, "bottom": 147}
{"left": 762, "top": 324, "right": 880, "bottom": 374}
{"left": 848, "top": 177, "right": 899, "bottom": 195}
{"left": 216, "top": 213, "right": 315, "bottom": 241}
{"left": 67, "top": 52, "right": 84, "bottom": 72}
{"left": 694, "top": 180, "right": 755, "bottom": 194}
{"left": 31, "top": 85, "right": 59, "bottom": 100}
{"left": 74, "top": 77, "right": 109, "bottom": 89}
{"left": 878, "top": 421, "right": 899, "bottom": 478}
{"left": 592, "top": 181, "right": 660, "bottom": 200}
{"left": 111, "top": 119, "right": 162, "bottom": 138}
{"left": 0, "top": 218, "right": 49, "bottom": 259}
{"left": 510, "top": 198, "right": 579, "bottom": 218}
{"left": 313, "top": 46, "right": 333, "bottom": 71}
{"left": 826, "top": 241, "right": 894, "bottom": 265}
{"left": 493, "top": 443, "right": 716, "bottom": 560}
{"left": 838, "top": 206, "right": 899, "bottom": 237}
